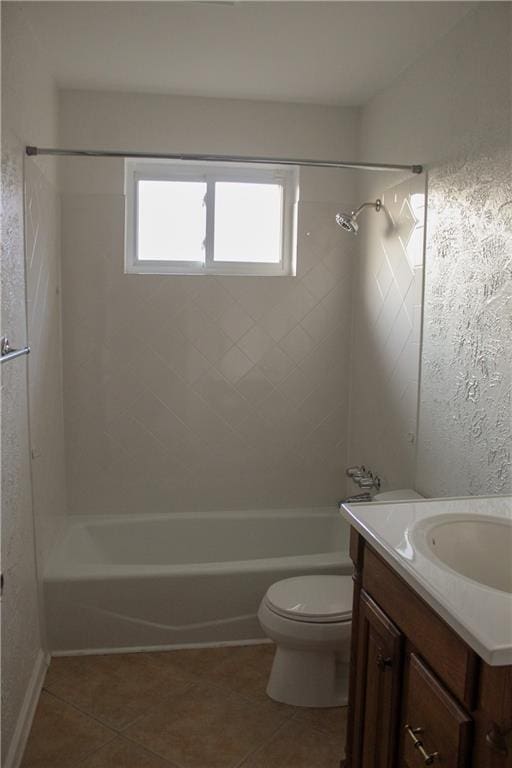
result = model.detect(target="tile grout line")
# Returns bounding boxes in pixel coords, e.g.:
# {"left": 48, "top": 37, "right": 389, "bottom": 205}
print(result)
{"left": 72, "top": 733, "right": 183, "bottom": 768}
{"left": 40, "top": 688, "right": 121, "bottom": 735}
{"left": 120, "top": 731, "right": 188, "bottom": 768}
{"left": 36, "top": 690, "right": 120, "bottom": 768}
{"left": 230, "top": 716, "right": 296, "bottom": 768}
{"left": 118, "top": 681, "right": 200, "bottom": 734}
{"left": 70, "top": 735, "right": 121, "bottom": 768}
{"left": 43, "top": 678, "right": 200, "bottom": 735}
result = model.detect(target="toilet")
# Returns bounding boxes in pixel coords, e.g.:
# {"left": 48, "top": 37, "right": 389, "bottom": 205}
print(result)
{"left": 258, "top": 488, "right": 424, "bottom": 707}
{"left": 258, "top": 574, "right": 353, "bottom": 707}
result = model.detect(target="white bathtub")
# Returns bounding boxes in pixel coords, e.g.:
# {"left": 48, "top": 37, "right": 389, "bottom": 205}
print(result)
{"left": 44, "top": 508, "right": 351, "bottom": 654}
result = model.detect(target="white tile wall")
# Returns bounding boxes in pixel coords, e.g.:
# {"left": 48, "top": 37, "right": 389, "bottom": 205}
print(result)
{"left": 25, "top": 160, "right": 67, "bottom": 564}
{"left": 347, "top": 175, "right": 425, "bottom": 492}
{"left": 61, "top": 191, "right": 355, "bottom": 514}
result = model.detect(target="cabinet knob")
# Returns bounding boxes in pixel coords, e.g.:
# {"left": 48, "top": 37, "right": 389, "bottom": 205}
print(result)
{"left": 376, "top": 653, "right": 392, "bottom": 669}
{"left": 486, "top": 722, "right": 512, "bottom": 756}
{"left": 405, "top": 724, "right": 439, "bottom": 765}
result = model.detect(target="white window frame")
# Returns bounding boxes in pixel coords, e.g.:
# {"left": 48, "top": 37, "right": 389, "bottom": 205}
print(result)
{"left": 124, "top": 158, "right": 298, "bottom": 276}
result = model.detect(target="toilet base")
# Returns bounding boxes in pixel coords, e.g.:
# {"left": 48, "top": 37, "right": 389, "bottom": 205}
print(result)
{"left": 266, "top": 646, "right": 349, "bottom": 708}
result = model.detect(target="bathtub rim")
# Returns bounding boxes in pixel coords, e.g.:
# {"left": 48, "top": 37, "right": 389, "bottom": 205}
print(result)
{"left": 45, "top": 506, "right": 351, "bottom": 581}
{"left": 45, "top": 552, "right": 352, "bottom": 581}
{"left": 60, "top": 505, "right": 343, "bottom": 526}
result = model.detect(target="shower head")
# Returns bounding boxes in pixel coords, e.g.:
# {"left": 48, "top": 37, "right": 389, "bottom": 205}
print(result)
{"left": 335, "top": 212, "right": 359, "bottom": 234}
{"left": 336, "top": 198, "right": 382, "bottom": 234}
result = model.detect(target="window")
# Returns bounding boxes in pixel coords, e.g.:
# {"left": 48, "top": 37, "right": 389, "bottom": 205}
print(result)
{"left": 125, "top": 159, "right": 298, "bottom": 276}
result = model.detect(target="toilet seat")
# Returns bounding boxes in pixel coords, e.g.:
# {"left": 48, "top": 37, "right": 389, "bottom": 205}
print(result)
{"left": 264, "top": 575, "right": 353, "bottom": 624}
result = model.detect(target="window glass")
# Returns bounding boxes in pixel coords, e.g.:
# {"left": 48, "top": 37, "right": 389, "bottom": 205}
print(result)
{"left": 125, "top": 160, "right": 297, "bottom": 275}
{"left": 214, "top": 182, "right": 282, "bottom": 263}
{"left": 137, "top": 179, "right": 206, "bottom": 262}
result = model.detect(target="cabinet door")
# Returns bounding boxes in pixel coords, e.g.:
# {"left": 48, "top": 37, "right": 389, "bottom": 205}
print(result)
{"left": 402, "top": 653, "right": 472, "bottom": 768}
{"left": 473, "top": 663, "right": 512, "bottom": 768}
{"left": 352, "top": 590, "right": 403, "bottom": 768}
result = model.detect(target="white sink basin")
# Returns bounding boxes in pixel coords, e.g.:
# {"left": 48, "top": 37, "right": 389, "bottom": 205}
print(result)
{"left": 413, "top": 514, "right": 512, "bottom": 594}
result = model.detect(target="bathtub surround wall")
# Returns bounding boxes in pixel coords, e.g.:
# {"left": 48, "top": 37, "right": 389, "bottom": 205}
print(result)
{"left": 24, "top": 160, "right": 67, "bottom": 566}
{"left": 1, "top": 4, "right": 66, "bottom": 765}
{"left": 357, "top": 2, "right": 511, "bottom": 497}
{"left": 59, "top": 91, "right": 359, "bottom": 514}
{"left": 347, "top": 174, "right": 425, "bottom": 492}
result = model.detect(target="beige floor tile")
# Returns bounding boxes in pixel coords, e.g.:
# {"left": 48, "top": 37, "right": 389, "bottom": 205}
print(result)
{"left": 77, "top": 736, "right": 178, "bottom": 767}
{"left": 149, "top": 644, "right": 277, "bottom": 704}
{"left": 44, "top": 653, "right": 193, "bottom": 730}
{"left": 124, "top": 682, "right": 292, "bottom": 768}
{"left": 239, "top": 720, "right": 343, "bottom": 768}
{"left": 199, "top": 644, "right": 276, "bottom": 702}
{"left": 25, "top": 648, "right": 346, "bottom": 768}
{"left": 145, "top": 645, "right": 236, "bottom": 680}
{"left": 21, "top": 691, "right": 115, "bottom": 768}
{"left": 294, "top": 705, "right": 348, "bottom": 740}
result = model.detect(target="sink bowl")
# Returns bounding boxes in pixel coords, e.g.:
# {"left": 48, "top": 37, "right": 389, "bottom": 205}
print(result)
{"left": 413, "top": 514, "right": 512, "bottom": 593}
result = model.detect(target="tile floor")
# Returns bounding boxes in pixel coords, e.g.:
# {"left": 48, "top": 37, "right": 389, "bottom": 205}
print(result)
{"left": 22, "top": 644, "right": 347, "bottom": 768}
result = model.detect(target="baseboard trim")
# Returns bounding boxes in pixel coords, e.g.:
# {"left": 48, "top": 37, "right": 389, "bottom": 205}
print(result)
{"left": 3, "top": 649, "right": 49, "bottom": 768}
{"left": 51, "top": 637, "right": 272, "bottom": 657}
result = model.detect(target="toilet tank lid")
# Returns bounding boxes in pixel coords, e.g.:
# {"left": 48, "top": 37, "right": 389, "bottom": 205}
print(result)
{"left": 373, "top": 488, "right": 424, "bottom": 501}
{"left": 265, "top": 575, "right": 353, "bottom": 623}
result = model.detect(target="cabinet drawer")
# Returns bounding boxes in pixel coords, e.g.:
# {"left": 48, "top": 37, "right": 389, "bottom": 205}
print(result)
{"left": 403, "top": 654, "right": 472, "bottom": 768}
{"left": 362, "top": 546, "right": 477, "bottom": 707}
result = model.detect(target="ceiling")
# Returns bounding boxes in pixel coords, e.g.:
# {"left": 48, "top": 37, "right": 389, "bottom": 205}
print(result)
{"left": 23, "top": 1, "right": 474, "bottom": 106}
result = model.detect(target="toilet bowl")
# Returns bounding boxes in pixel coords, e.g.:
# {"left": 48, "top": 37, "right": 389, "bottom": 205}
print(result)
{"left": 258, "top": 575, "right": 353, "bottom": 707}
{"left": 259, "top": 489, "right": 424, "bottom": 708}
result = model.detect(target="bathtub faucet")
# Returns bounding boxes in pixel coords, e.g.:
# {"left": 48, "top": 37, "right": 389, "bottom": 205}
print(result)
{"left": 345, "top": 465, "right": 381, "bottom": 492}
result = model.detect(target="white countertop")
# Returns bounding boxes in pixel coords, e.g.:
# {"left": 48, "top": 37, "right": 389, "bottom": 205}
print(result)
{"left": 339, "top": 495, "right": 512, "bottom": 666}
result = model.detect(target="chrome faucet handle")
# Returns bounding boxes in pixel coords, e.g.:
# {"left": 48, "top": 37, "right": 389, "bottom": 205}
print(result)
{"left": 357, "top": 473, "right": 382, "bottom": 491}
{"left": 358, "top": 476, "right": 376, "bottom": 489}
{"left": 346, "top": 465, "right": 366, "bottom": 479}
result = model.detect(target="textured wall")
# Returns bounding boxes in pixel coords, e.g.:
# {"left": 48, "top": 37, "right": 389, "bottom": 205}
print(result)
{"left": 1, "top": 124, "right": 43, "bottom": 768}
{"left": 419, "top": 148, "right": 512, "bottom": 496}
{"left": 360, "top": 2, "right": 511, "bottom": 497}
{"left": 59, "top": 91, "right": 359, "bottom": 514}
{"left": 347, "top": 175, "right": 425, "bottom": 493}
{"left": 1, "top": 3, "right": 64, "bottom": 763}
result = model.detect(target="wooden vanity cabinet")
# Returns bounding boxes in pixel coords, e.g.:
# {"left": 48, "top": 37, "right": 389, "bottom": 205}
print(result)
{"left": 342, "top": 529, "right": 512, "bottom": 768}
{"left": 352, "top": 591, "right": 402, "bottom": 768}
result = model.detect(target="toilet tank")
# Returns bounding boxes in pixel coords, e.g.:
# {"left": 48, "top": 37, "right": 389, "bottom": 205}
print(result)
{"left": 373, "top": 489, "right": 424, "bottom": 501}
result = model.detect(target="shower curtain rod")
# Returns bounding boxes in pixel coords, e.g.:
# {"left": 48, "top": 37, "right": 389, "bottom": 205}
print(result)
{"left": 25, "top": 146, "right": 423, "bottom": 174}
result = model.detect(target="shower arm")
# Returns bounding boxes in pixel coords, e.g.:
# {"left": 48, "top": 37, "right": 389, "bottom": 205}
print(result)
{"left": 351, "top": 199, "right": 382, "bottom": 220}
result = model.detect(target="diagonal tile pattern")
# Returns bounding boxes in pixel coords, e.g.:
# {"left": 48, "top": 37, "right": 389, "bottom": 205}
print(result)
{"left": 78, "top": 737, "right": 178, "bottom": 768}
{"left": 43, "top": 653, "right": 193, "bottom": 730}
{"left": 23, "top": 645, "right": 347, "bottom": 768}
{"left": 61, "top": 198, "right": 356, "bottom": 514}
{"left": 21, "top": 691, "right": 114, "bottom": 768}
{"left": 347, "top": 175, "right": 425, "bottom": 490}
{"left": 123, "top": 683, "right": 289, "bottom": 768}
{"left": 238, "top": 721, "right": 342, "bottom": 768}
